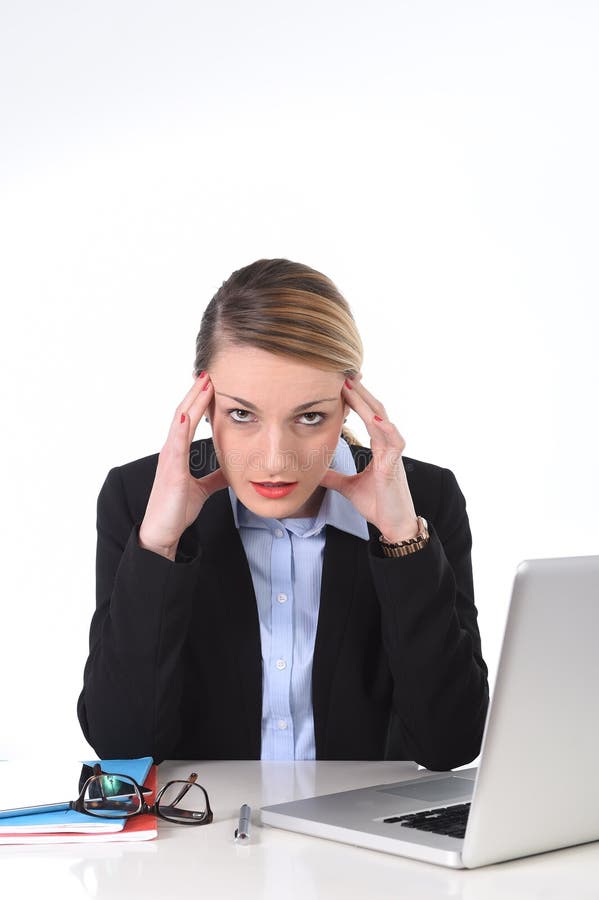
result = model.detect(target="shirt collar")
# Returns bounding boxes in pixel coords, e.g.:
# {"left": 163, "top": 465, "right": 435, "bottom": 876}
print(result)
{"left": 227, "top": 435, "right": 369, "bottom": 540}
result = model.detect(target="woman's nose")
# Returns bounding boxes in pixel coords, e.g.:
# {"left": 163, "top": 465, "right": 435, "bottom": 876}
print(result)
{"left": 260, "top": 427, "right": 297, "bottom": 477}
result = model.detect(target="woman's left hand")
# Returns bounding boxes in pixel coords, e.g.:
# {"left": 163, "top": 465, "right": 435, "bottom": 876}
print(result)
{"left": 319, "top": 376, "right": 420, "bottom": 542}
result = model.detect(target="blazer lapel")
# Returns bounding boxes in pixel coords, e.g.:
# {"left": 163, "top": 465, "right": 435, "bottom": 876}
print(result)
{"left": 312, "top": 524, "right": 361, "bottom": 756}
{"left": 187, "top": 488, "right": 263, "bottom": 758}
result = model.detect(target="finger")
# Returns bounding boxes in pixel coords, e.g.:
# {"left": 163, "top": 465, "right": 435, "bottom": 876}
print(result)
{"left": 342, "top": 380, "right": 390, "bottom": 437}
{"left": 319, "top": 467, "right": 358, "bottom": 497}
{"left": 346, "top": 379, "right": 388, "bottom": 419}
{"left": 184, "top": 374, "right": 214, "bottom": 429}
{"left": 195, "top": 466, "right": 230, "bottom": 500}
{"left": 160, "top": 404, "right": 195, "bottom": 477}
{"left": 177, "top": 370, "right": 210, "bottom": 412}
{"left": 342, "top": 381, "right": 406, "bottom": 450}
{"left": 162, "top": 375, "right": 212, "bottom": 475}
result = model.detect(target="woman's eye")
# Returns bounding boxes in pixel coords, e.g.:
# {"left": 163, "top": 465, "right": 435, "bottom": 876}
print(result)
{"left": 298, "top": 411, "right": 325, "bottom": 426}
{"left": 229, "top": 409, "right": 255, "bottom": 423}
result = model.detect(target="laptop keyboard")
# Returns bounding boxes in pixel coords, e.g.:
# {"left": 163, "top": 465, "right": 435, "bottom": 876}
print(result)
{"left": 383, "top": 802, "right": 471, "bottom": 839}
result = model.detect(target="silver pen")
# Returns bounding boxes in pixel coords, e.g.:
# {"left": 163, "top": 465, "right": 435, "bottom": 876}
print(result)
{"left": 234, "top": 803, "right": 252, "bottom": 842}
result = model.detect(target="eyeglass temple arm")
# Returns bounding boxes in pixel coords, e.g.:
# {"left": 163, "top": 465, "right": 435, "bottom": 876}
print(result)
{"left": 168, "top": 772, "right": 199, "bottom": 805}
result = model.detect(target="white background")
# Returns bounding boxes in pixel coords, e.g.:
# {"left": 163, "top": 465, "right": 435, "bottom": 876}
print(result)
{"left": 1, "top": 0, "right": 597, "bottom": 759}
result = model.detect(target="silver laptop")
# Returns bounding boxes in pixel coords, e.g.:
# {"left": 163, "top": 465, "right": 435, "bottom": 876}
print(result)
{"left": 261, "top": 555, "right": 599, "bottom": 868}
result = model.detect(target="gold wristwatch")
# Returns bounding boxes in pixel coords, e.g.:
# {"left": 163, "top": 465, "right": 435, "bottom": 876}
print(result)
{"left": 378, "top": 516, "right": 429, "bottom": 558}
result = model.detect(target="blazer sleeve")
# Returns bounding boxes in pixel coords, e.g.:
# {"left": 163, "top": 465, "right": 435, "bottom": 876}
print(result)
{"left": 77, "top": 465, "right": 204, "bottom": 762}
{"left": 368, "top": 466, "right": 489, "bottom": 771}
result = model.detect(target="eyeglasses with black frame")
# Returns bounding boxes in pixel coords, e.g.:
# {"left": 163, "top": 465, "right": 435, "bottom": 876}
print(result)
{"left": 70, "top": 764, "right": 213, "bottom": 825}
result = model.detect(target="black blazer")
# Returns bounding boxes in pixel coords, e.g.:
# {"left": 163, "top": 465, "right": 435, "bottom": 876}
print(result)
{"left": 77, "top": 439, "right": 489, "bottom": 770}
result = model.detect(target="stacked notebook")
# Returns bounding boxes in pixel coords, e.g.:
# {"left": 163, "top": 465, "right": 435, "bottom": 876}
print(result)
{"left": 0, "top": 757, "right": 157, "bottom": 844}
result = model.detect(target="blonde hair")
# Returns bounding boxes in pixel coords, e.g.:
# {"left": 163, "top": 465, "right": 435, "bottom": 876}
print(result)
{"left": 194, "top": 259, "right": 364, "bottom": 445}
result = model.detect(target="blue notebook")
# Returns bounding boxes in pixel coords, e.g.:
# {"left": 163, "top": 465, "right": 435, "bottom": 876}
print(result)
{"left": 0, "top": 757, "right": 153, "bottom": 833}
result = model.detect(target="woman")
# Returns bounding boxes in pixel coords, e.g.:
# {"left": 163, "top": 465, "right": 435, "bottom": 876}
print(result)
{"left": 77, "top": 258, "right": 488, "bottom": 770}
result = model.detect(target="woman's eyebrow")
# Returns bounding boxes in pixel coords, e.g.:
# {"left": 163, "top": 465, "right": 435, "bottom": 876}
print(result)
{"left": 215, "top": 392, "right": 338, "bottom": 414}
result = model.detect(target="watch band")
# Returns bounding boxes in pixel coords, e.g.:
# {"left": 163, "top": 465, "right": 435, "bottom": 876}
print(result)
{"left": 379, "top": 516, "right": 429, "bottom": 558}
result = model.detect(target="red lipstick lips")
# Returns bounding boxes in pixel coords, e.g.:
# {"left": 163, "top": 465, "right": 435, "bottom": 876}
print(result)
{"left": 251, "top": 482, "right": 298, "bottom": 499}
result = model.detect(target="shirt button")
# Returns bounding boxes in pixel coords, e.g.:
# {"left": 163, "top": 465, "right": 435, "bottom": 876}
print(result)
{"left": 275, "top": 658, "right": 287, "bottom": 670}
{"left": 277, "top": 593, "right": 287, "bottom": 603}
{"left": 278, "top": 720, "right": 288, "bottom": 730}
{"left": 274, "top": 528, "right": 284, "bottom": 538}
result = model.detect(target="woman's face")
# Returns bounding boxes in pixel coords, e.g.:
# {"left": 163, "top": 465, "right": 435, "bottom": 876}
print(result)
{"left": 206, "top": 345, "right": 349, "bottom": 518}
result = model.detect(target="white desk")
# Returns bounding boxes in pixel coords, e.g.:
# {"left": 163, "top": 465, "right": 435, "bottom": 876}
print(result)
{"left": 4, "top": 760, "right": 599, "bottom": 899}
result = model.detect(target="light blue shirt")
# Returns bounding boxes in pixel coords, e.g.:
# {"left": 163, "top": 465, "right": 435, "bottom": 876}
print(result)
{"left": 228, "top": 436, "right": 370, "bottom": 760}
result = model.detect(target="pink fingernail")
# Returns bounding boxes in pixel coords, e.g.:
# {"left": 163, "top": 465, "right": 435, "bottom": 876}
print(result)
{"left": 374, "top": 415, "right": 383, "bottom": 422}
{"left": 344, "top": 378, "right": 353, "bottom": 390}
{"left": 180, "top": 413, "right": 186, "bottom": 424}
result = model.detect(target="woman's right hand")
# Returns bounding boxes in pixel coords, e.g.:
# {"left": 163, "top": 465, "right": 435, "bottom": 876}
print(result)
{"left": 138, "top": 372, "right": 228, "bottom": 560}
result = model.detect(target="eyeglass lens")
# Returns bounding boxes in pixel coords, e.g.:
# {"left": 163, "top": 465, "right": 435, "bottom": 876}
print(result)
{"left": 157, "top": 781, "right": 208, "bottom": 823}
{"left": 83, "top": 775, "right": 142, "bottom": 818}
